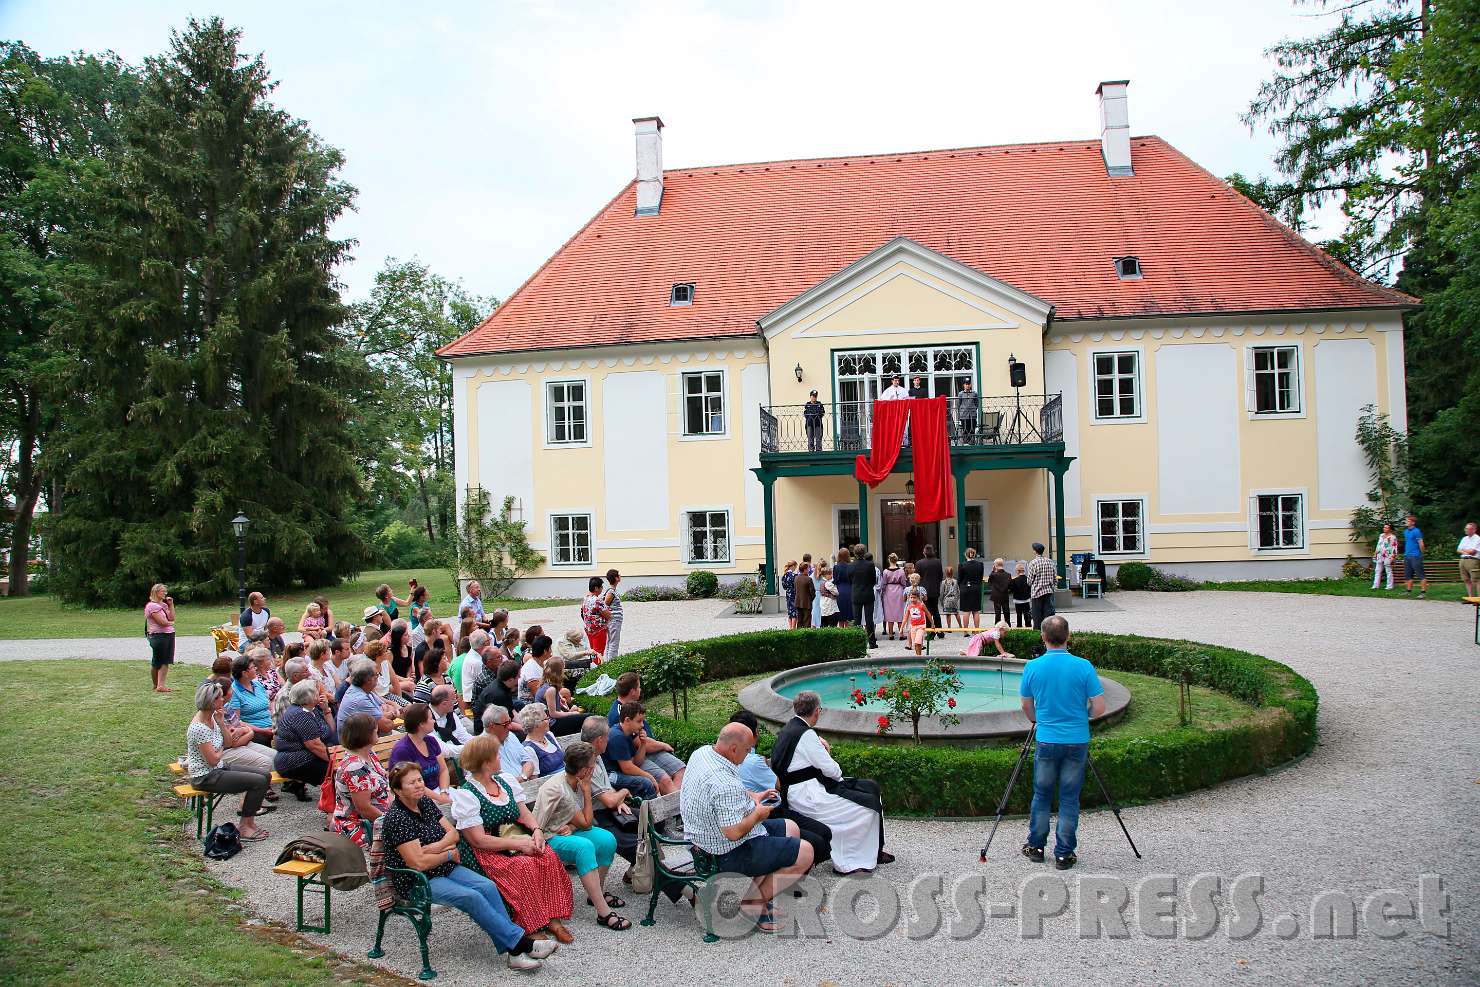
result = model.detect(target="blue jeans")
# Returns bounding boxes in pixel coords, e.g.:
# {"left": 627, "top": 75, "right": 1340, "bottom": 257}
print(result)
{"left": 1027, "top": 741, "right": 1089, "bottom": 859}
{"left": 608, "top": 770, "right": 658, "bottom": 800}
{"left": 426, "top": 865, "right": 526, "bottom": 953}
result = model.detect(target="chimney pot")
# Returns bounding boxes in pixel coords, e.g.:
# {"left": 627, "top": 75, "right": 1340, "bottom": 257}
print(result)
{"left": 1095, "top": 81, "right": 1132, "bottom": 177}
{"left": 633, "top": 116, "right": 664, "bottom": 216}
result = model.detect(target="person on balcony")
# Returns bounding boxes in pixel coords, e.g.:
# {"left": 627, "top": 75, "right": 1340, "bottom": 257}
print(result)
{"left": 879, "top": 375, "right": 907, "bottom": 400}
{"left": 907, "top": 375, "right": 929, "bottom": 399}
{"left": 956, "top": 380, "right": 979, "bottom": 443}
{"left": 803, "top": 390, "right": 825, "bottom": 452}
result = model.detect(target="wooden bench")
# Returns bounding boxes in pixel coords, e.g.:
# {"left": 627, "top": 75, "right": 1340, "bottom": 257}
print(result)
{"left": 1466, "top": 596, "right": 1480, "bottom": 646}
{"left": 273, "top": 858, "right": 331, "bottom": 934}
{"left": 638, "top": 791, "right": 718, "bottom": 942}
{"left": 1418, "top": 558, "right": 1463, "bottom": 583}
{"left": 171, "top": 761, "right": 288, "bottom": 838}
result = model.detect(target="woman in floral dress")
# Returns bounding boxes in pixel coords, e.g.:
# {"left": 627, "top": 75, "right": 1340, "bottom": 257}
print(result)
{"left": 781, "top": 560, "right": 799, "bottom": 628}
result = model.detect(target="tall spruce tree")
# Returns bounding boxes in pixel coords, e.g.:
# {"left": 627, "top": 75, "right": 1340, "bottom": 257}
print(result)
{"left": 49, "top": 18, "right": 369, "bottom": 604}
{"left": 1246, "top": 0, "right": 1480, "bottom": 537}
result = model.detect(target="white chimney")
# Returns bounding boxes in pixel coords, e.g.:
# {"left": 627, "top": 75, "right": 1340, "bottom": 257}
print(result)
{"left": 1096, "top": 81, "right": 1133, "bottom": 176}
{"left": 633, "top": 116, "right": 664, "bottom": 216}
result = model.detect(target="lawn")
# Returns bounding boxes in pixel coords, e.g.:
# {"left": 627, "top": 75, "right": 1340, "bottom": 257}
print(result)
{"left": 1201, "top": 575, "right": 1473, "bottom": 603}
{"left": 0, "top": 661, "right": 396, "bottom": 986}
{"left": 641, "top": 667, "right": 1257, "bottom": 748}
{"left": 0, "top": 568, "right": 574, "bottom": 641}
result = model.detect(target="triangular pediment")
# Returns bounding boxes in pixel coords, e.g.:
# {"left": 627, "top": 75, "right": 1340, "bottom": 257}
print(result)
{"left": 757, "top": 237, "right": 1053, "bottom": 340}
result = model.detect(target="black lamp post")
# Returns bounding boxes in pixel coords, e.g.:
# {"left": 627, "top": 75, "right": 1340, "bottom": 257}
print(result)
{"left": 231, "top": 512, "right": 250, "bottom": 614}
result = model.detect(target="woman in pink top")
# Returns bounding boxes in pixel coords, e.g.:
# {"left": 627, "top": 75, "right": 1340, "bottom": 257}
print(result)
{"left": 144, "top": 583, "right": 177, "bottom": 693}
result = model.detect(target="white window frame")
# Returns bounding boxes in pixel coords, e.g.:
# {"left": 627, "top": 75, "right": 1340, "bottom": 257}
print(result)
{"left": 1246, "top": 344, "right": 1305, "bottom": 419}
{"left": 544, "top": 378, "right": 591, "bottom": 447}
{"left": 1094, "top": 496, "right": 1149, "bottom": 558}
{"left": 683, "top": 507, "right": 732, "bottom": 565}
{"left": 1088, "top": 347, "right": 1146, "bottom": 424}
{"left": 833, "top": 504, "right": 862, "bottom": 553}
{"left": 962, "top": 500, "right": 990, "bottom": 559}
{"left": 548, "top": 512, "right": 595, "bottom": 568}
{"left": 679, "top": 369, "right": 728, "bottom": 440}
{"left": 1248, "top": 489, "right": 1308, "bottom": 553}
{"left": 670, "top": 283, "right": 695, "bottom": 306}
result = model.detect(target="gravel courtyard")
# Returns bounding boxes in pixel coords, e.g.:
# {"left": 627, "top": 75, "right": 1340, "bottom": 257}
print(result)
{"left": 32, "top": 591, "right": 1477, "bottom": 985}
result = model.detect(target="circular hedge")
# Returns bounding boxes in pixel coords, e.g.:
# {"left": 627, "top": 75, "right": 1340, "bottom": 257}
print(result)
{"left": 576, "top": 627, "right": 1318, "bottom": 816}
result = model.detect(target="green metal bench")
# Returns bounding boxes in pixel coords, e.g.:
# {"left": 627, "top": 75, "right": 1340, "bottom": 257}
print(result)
{"left": 637, "top": 791, "right": 720, "bottom": 942}
{"left": 368, "top": 863, "right": 438, "bottom": 981}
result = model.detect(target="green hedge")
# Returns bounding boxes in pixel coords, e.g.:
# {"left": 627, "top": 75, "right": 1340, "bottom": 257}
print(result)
{"left": 577, "top": 626, "right": 1318, "bottom": 816}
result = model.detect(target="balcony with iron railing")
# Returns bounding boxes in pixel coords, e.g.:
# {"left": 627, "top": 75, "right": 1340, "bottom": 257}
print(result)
{"left": 759, "top": 393, "right": 1063, "bottom": 456}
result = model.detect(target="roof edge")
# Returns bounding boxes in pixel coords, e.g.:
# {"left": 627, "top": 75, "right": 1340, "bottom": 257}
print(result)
{"left": 438, "top": 330, "right": 761, "bottom": 363}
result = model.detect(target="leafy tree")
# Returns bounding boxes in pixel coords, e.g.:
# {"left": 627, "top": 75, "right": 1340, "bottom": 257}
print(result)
{"left": 46, "top": 18, "right": 369, "bottom": 604}
{"left": 0, "top": 43, "right": 139, "bottom": 595}
{"left": 640, "top": 643, "right": 704, "bottom": 720}
{"left": 1247, "top": 0, "right": 1480, "bottom": 537}
{"left": 444, "top": 487, "right": 543, "bottom": 598}
{"left": 351, "top": 258, "right": 494, "bottom": 545}
{"left": 1349, "top": 403, "right": 1412, "bottom": 546}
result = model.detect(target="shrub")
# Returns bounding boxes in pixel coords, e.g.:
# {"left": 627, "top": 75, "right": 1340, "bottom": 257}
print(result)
{"left": 686, "top": 570, "right": 719, "bottom": 598}
{"left": 579, "top": 626, "right": 1317, "bottom": 816}
{"left": 1341, "top": 556, "right": 1368, "bottom": 579}
{"left": 623, "top": 585, "right": 690, "bottom": 603}
{"left": 715, "top": 577, "right": 761, "bottom": 600}
{"left": 375, "top": 520, "right": 440, "bottom": 569}
{"left": 641, "top": 643, "right": 704, "bottom": 720}
{"left": 1146, "top": 569, "right": 1201, "bottom": 592}
{"left": 1115, "top": 561, "right": 1154, "bottom": 590}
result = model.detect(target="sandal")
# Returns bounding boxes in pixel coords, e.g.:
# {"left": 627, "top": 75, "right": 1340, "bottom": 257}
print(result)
{"left": 240, "top": 829, "right": 270, "bottom": 842}
{"left": 587, "top": 892, "right": 626, "bottom": 909}
{"left": 596, "top": 911, "right": 631, "bottom": 930}
{"left": 751, "top": 904, "right": 780, "bottom": 934}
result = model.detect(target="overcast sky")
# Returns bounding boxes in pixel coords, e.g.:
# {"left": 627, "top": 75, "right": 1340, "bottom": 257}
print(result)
{"left": 4, "top": 0, "right": 1350, "bottom": 304}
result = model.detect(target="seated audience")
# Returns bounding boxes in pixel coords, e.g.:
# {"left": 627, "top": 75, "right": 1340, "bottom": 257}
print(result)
{"left": 680, "top": 723, "right": 814, "bottom": 933}
{"left": 209, "top": 653, "right": 235, "bottom": 681}
{"left": 533, "top": 657, "right": 586, "bottom": 736}
{"left": 602, "top": 702, "right": 662, "bottom": 800}
{"left": 769, "top": 691, "right": 891, "bottom": 876}
{"left": 272, "top": 657, "right": 311, "bottom": 724}
{"left": 428, "top": 684, "right": 472, "bottom": 757}
{"left": 481, "top": 705, "right": 535, "bottom": 798}
{"left": 519, "top": 703, "right": 565, "bottom": 777}
{"left": 362, "top": 604, "right": 392, "bottom": 636}
{"left": 209, "top": 674, "right": 277, "bottom": 785}
{"left": 382, "top": 762, "right": 557, "bottom": 971}
{"left": 314, "top": 595, "right": 335, "bottom": 631}
{"left": 362, "top": 640, "right": 409, "bottom": 710}
{"left": 389, "top": 702, "right": 453, "bottom": 804}
{"left": 331, "top": 712, "right": 391, "bottom": 847}
{"left": 459, "top": 630, "right": 492, "bottom": 702}
{"left": 238, "top": 591, "right": 271, "bottom": 641}
{"left": 226, "top": 652, "right": 275, "bottom": 745}
{"left": 328, "top": 636, "right": 353, "bottom": 685}
{"left": 387, "top": 620, "right": 417, "bottom": 698}
{"left": 306, "top": 639, "right": 337, "bottom": 698}
{"left": 472, "top": 659, "right": 520, "bottom": 732}
{"left": 516, "top": 635, "right": 546, "bottom": 703}
{"left": 187, "top": 681, "right": 271, "bottom": 841}
{"left": 605, "top": 674, "right": 687, "bottom": 793}
{"left": 556, "top": 628, "right": 600, "bottom": 673}
{"left": 336, "top": 658, "right": 398, "bottom": 735}
{"left": 264, "top": 616, "right": 287, "bottom": 660}
{"left": 273, "top": 679, "right": 334, "bottom": 799}
{"left": 728, "top": 710, "right": 832, "bottom": 865}
{"left": 250, "top": 647, "right": 284, "bottom": 706}
{"left": 413, "top": 639, "right": 454, "bottom": 703}
{"left": 534, "top": 741, "right": 630, "bottom": 930}
{"left": 452, "top": 733, "right": 575, "bottom": 943}
{"left": 299, "top": 601, "right": 328, "bottom": 642}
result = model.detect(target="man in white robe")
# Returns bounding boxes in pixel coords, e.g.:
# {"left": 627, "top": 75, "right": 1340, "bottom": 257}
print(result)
{"left": 769, "top": 691, "right": 893, "bottom": 875}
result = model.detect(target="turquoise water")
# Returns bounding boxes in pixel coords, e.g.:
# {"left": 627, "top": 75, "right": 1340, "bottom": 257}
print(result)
{"left": 775, "top": 664, "right": 1024, "bottom": 714}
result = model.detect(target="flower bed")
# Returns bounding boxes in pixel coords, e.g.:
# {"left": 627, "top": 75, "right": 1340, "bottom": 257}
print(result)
{"left": 576, "top": 627, "right": 1318, "bottom": 816}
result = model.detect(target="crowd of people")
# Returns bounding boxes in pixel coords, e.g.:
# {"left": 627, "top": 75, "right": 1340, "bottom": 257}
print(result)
{"left": 779, "top": 540, "right": 1062, "bottom": 650}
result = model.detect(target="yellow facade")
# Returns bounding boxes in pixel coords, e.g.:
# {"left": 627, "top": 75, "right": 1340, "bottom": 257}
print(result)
{"left": 451, "top": 240, "right": 1404, "bottom": 593}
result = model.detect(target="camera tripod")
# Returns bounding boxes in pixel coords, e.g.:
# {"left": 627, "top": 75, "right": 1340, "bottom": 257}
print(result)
{"left": 978, "top": 732, "right": 1141, "bottom": 861}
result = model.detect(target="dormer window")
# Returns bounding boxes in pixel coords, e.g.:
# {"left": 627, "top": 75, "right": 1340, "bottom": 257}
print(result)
{"left": 670, "top": 283, "right": 695, "bottom": 306}
{"left": 1115, "top": 256, "right": 1142, "bottom": 280}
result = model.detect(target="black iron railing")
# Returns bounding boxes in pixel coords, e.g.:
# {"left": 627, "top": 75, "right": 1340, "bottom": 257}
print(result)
{"left": 759, "top": 393, "right": 1064, "bottom": 455}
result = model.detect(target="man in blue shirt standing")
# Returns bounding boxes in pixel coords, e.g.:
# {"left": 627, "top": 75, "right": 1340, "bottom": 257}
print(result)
{"left": 1019, "top": 615, "right": 1105, "bottom": 870}
{"left": 1402, "top": 514, "right": 1427, "bottom": 598}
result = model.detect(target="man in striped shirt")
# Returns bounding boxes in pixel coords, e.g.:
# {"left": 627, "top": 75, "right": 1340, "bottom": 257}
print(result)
{"left": 1026, "top": 542, "right": 1058, "bottom": 629}
{"left": 680, "top": 723, "right": 815, "bottom": 932}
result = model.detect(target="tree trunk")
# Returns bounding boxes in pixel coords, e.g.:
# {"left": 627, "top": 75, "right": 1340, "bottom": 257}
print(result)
{"left": 7, "top": 389, "right": 42, "bottom": 597}
{"left": 415, "top": 469, "right": 435, "bottom": 543}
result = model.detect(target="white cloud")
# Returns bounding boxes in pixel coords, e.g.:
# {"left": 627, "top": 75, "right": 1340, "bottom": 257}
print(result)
{"left": 3, "top": 0, "right": 1356, "bottom": 302}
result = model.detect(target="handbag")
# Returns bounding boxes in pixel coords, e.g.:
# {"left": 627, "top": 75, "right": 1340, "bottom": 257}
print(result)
{"left": 203, "top": 822, "right": 242, "bottom": 860}
{"left": 628, "top": 799, "right": 655, "bottom": 894}
{"left": 318, "top": 750, "right": 339, "bottom": 814}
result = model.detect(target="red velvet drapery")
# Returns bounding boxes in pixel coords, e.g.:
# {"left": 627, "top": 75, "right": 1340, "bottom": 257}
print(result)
{"left": 852, "top": 398, "right": 955, "bottom": 524}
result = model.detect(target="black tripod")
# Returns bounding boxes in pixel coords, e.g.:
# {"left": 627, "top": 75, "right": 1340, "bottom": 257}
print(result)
{"left": 978, "top": 733, "right": 1141, "bottom": 861}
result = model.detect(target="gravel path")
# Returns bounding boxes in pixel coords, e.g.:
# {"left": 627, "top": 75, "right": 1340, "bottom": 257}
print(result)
{"left": 34, "top": 592, "right": 1480, "bottom": 985}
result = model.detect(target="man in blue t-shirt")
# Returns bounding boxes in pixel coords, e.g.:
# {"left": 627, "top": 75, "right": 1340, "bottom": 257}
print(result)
{"left": 1402, "top": 513, "right": 1428, "bottom": 598}
{"left": 1018, "top": 614, "right": 1105, "bottom": 869}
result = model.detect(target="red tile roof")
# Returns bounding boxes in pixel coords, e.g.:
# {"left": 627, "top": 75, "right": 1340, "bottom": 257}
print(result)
{"left": 440, "top": 136, "right": 1415, "bottom": 358}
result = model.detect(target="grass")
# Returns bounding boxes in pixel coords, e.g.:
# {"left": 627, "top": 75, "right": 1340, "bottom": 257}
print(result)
{"left": 0, "top": 568, "right": 574, "bottom": 641}
{"left": 0, "top": 661, "right": 400, "bottom": 986}
{"left": 641, "top": 668, "right": 1257, "bottom": 746}
{"left": 1202, "top": 574, "right": 1474, "bottom": 602}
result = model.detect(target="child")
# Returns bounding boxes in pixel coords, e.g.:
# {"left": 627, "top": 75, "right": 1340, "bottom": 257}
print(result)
{"left": 939, "top": 565, "right": 961, "bottom": 629}
{"left": 1009, "top": 563, "right": 1032, "bottom": 628}
{"left": 905, "top": 571, "right": 927, "bottom": 604}
{"left": 298, "top": 601, "right": 327, "bottom": 641}
{"left": 905, "top": 592, "right": 930, "bottom": 656}
{"left": 961, "top": 620, "right": 1014, "bottom": 658}
{"left": 818, "top": 565, "right": 840, "bottom": 627}
{"left": 502, "top": 626, "right": 521, "bottom": 660}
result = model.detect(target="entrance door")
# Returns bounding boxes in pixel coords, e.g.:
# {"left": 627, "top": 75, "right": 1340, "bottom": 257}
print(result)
{"left": 881, "top": 498, "right": 940, "bottom": 565}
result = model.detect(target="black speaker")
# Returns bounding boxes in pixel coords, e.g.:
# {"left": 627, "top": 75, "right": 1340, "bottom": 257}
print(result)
{"left": 1008, "top": 360, "right": 1027, "bottom": 388}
